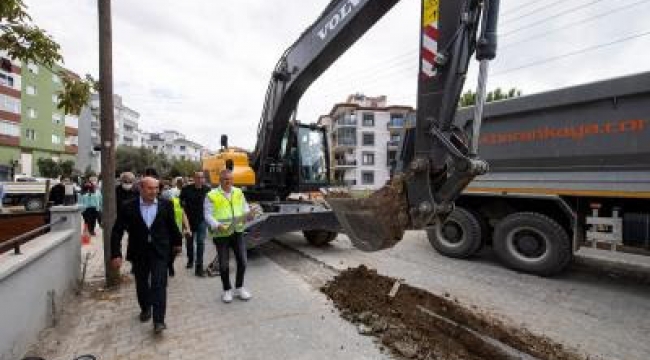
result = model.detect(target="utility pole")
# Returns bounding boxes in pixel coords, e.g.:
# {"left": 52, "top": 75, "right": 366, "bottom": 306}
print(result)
{"left": 98, "top": 0, "right": 119, "bottom": 287}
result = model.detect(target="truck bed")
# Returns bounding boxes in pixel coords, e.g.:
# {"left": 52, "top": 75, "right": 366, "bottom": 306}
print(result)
{"left": 456, "top": 72, "right": 650, "bottom": 197}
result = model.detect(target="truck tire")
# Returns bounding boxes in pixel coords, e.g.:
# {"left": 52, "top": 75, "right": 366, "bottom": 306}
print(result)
{"left": 25, "top": 197, "right": 44, "bottom": 211}
{"left": 493, "top": 212, "right": 571, "bottom": 276}
{"left": 427, "top": 207, "right": 482, "bottom": 258}
{"left": 303, "top": 230, "right": 337, "bottom": 246}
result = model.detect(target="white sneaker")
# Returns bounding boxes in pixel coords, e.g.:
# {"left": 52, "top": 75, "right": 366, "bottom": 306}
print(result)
{"left": 222, "top": 290, "right": 233, "bottom": 303}
{"left": 234, "top": 287, "right": 252, "bottom": 300}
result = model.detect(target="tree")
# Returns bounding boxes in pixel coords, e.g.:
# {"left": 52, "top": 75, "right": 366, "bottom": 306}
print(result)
{"left": 116, "top": 146, "right": 201, "bottom": 178}
{"left": 59, "top": 159, "right": 75, "bottom": 177}
{"left": 459, "top": 87, "right": 523, "bottom": 107}
{"left": 0, "top": 0, "right": 93, "bottom": 115}
{"left": 169, "top": 159, "right": 201, "bottom": 178}
{"left": 36, "top": 158, "right": 60, "bottom": 178}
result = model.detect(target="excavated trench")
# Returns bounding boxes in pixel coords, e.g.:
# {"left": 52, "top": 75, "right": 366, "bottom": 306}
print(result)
{"left": 260, "top": 241, "right": 590, "bottom": 360}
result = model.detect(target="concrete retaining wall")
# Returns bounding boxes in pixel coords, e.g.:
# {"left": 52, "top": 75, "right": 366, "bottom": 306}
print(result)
{"left": 0, "top": 206, "right": 82, "bottom": 360}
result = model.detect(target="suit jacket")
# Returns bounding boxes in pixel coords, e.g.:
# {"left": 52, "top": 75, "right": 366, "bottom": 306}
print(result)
{"left": 111, "top": 197, "right": 182, "bottom": 262}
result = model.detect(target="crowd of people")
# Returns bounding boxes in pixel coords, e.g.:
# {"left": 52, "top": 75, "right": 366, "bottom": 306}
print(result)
{"left": 103, "top": 168, "right": 253, "bottom": 334}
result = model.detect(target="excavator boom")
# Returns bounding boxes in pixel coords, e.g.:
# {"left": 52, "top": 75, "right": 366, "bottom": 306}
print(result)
{"left": 327, "top": 0, "right": 500, "bottom": 251}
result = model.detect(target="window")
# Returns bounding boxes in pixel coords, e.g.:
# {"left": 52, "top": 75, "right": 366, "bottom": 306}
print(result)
{"left": 0, "top": 120, "right": 20, "bottom": 137}
{"left": 336, "top": 128, "right": 357, "bottom": 146}
{"left": 389, "top": 113, "right": 404, "bottom": 127}
{"left": 0, "top": 72, "right": 14, "bottom": 87}
{"left": 52, "top": 74, "right": 60, "bottom": 83}
{"left": 362, "top": 171, "right": 374, "bottom": 185}
{"left": 26, "top": 85, "right": 36, "bottom": 95}
{"left": 28, "top": 107, "right": 37, "bottom": 119}
{"left": 52, "top": 134, "right": 62, "bottom": 144}
{"left": 362, "top": 113, "right": 375, "bottom": 127}
{"left": 52, "top": 114, "right": 63, "bottom": 125}
{"left": 27, "top": 62, "right": 39, "bottom": 74}
{"left": 362, "top": 132, "right": 375, "bottom": 146}
{"left": 25, "top": 129, "right": 36, "bottom": 140}
{"left": 52, "top": 94, "right": 59, "bottom": 104}
{"left": 180, "top": 145, "right": 186, "bottom": 151}
{"left": 362, "top": 152, "right": 375, "bottom": 166}
{"left": 0, "top": 94, "right": 20, "bottom": 113}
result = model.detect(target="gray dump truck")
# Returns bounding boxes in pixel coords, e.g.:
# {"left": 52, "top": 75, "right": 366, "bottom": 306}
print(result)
{"left": 427, "top": 72, "right": 650, "bottom": 275}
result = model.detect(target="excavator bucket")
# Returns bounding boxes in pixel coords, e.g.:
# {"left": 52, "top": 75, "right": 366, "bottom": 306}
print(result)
{"left": 326, "top": 180, "right": 410, "bottom": 252}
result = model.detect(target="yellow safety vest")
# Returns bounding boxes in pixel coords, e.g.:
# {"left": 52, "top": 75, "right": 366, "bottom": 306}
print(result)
{"left": 207, "top": 187, "right": 246, "bottom": 238}
{"left": 172, "top": 197, "right": 183, "bottom": 232}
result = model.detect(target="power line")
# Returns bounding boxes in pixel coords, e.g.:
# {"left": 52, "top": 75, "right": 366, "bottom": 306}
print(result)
{"left": 501, "top": 0, "right": 549, "bottom": 17}
{"left": 501, "top": 0, "right": 568, "bottom": 25}
{"left": 501, "top": 0, "right": 611, "bottom": 37}
{"left": 321, "top": 0, "right": 629, "bottom": 87}
{"left": 493, "top": 29, "right": 650, "bottom": 76}
{"left": 500, "top": 0, "right": 650, "bottom": 50}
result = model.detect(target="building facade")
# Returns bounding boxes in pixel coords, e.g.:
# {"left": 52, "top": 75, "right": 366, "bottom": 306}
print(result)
{"left": 318, "top": 94, "right": 414, "bottom": 191}
{"left": 77, "top": 93, "right": 143, "bottom": 173}
{"left": 143, "top": 130, "right": 203, "bottom": 162}
{"left": 0, "top": 52, "right": 79, "bottom": 179}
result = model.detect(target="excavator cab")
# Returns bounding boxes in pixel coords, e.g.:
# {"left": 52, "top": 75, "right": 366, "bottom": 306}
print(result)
{"left": 278, "top": 123, "right": 330, "bottom": 196}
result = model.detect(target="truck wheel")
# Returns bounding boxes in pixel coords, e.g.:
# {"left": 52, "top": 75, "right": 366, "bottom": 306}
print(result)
{"left": 493, "top": 212, "right": 571, "bottom": 276}
{"left": 25, "top": 197, "right": 44, "bottom": 211}
{"left": 303, "top": 230, "right": 337, "bottom": 246}
{"left": 427, "top": 207, "right": 482, "bottom": 258}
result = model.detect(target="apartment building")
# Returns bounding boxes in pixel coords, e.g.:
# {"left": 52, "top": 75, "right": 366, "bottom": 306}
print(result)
{"left": 318, "top": 94, "right": 414, "bottom": 191}
{"left": 143, "top": 130, "right": 203, "bottom": 162}
{"left": 0, "top": 52, "right": 79, "bottom": 178}
{"left": 77, "top": 93, "right": 143, "bottom": 173}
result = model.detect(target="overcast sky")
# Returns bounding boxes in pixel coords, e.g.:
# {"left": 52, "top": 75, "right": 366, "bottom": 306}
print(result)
{"left": 24, "top": 0, "right": 650, "bottom": 150}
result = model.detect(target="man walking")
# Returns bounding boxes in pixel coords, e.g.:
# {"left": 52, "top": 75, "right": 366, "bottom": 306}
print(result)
{"left": 205, "top": 169, "right": 252, "bottom": 303}
{"left": 180, "top": 171, "right": 211, "bottom": 276}
{"left": 110, "top": 177, "right": 182, "bottom": 334}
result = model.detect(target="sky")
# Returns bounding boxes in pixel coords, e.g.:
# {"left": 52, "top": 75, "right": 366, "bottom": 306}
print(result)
{"left": 24, "top": 0, "right": 650, "bottom": 150}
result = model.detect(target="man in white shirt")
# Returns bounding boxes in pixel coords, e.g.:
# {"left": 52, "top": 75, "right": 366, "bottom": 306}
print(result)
{"left": 204, "top": 169, "right": 253, "bottom": 303}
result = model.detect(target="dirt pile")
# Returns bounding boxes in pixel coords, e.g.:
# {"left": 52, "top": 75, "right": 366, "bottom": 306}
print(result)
{"left": 322, "top": 265, "right": 589, "bottom": 360}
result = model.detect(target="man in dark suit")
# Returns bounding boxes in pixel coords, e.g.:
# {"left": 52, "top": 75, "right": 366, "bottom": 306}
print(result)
{"left": 110, "top": 176, "right": 182, "bottom": 334}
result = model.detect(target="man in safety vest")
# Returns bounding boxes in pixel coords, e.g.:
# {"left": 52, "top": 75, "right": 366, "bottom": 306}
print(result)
{"left": 161, "top": 185, "right": 191, "bottom": 277}
{"left": 204, "top": 169, "right": 253, "bottom": 303}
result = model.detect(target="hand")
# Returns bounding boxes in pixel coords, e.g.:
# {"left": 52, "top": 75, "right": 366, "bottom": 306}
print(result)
{"left": 183, "top": 229, "right": 192, "bottom": 237}
{"left": 173, "top": 246, "right": 182, "bottom": 255}
{"left": 217, "top": 224, "right": 228, "bottom": 232}
{"left": 111, "top": 257, "right": 122, "bottom": 269}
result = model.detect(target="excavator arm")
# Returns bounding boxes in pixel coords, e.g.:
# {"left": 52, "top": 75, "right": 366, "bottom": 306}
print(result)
{"left": 252, "top": 0, "right": 403, "bottom": 189}
{"left": 251, "top": 0, "right": 500, "bottom": 251}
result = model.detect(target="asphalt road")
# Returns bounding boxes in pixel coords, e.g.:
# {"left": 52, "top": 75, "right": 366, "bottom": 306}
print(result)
{"left": 271, "top": 230, "right": 650, "bottom": 360}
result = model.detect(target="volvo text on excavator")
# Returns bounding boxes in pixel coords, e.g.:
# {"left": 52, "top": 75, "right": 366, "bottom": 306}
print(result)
{"left": 239, "top": 0, "right": 500, "bottom": 251}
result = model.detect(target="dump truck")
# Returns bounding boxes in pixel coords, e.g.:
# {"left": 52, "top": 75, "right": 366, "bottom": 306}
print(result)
{"left": 425, "top": 72, "right": 650, "bottom": 275}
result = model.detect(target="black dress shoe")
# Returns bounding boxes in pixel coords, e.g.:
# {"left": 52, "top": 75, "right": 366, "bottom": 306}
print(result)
{"left": 186, "top": 262, "right": 194, "bottom": 269}
{"left": 154, "top": 322, "right": 167, "bottom": 334}
{"left": 139, "top": 309, "right": 151, "bottom": 322}
{"left": 195, "top": 267, "right": 205, "bottom": 277}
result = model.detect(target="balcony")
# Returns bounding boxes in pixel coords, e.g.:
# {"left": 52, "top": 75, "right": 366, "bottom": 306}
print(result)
{"left": 334, "top": 115, "right": 357, "bottom": 128}
{"left": 65, "top": 145, "right": 78, "bottom": 155}
{"left": 387, "top": 120, "right": 404, "bottom": 130}
{"left": 387, "top": 140, "right": 400, "bottom": 148}
{"left": 333, "top": 139, "right": 357, "bottom": 149}
{"left": 334, "top": 159, "right": 357, "bottom": 168}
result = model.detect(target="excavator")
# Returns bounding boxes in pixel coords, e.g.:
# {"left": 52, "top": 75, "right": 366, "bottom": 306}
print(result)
{"left": 231, "top": 0, "right": 501, "bottom": 251}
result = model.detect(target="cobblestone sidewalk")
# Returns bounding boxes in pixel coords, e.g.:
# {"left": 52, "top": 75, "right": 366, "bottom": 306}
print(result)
{"left": 26, "top": 230, "right": 386, "bottom": 360}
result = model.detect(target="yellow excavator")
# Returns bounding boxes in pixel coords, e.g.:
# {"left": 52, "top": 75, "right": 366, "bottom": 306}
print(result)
{"left": 202, "top": 135, "right": 255, "bottom": 187}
